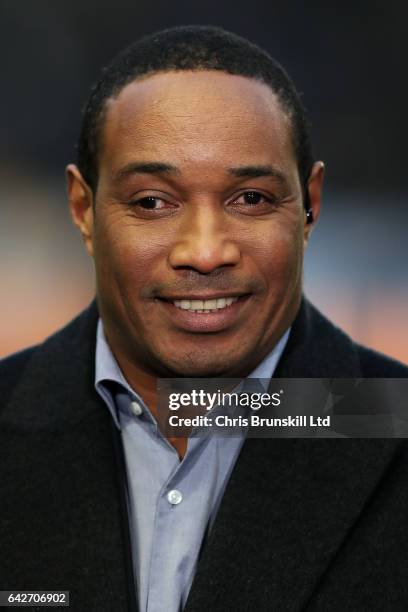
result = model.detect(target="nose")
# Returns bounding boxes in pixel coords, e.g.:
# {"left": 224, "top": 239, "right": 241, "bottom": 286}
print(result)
{"left": 168, "top": 204, "right": 241, "bottom": 273}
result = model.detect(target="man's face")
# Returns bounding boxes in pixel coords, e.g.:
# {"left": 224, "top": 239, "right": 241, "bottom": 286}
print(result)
{"left": 69, "top": 71, "right": 323, "bottom": 377}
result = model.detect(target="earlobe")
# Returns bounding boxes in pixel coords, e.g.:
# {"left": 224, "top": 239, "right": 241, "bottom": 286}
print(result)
{"left": 66, "top": 164, "right": 95, "bottom": 257}
{"left": 303, "top": 161, "right": 325, "bottom": 246}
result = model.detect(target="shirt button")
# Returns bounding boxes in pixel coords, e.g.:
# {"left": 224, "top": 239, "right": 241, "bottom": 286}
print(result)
{"left": 130, "top": 401, "right": 143, "bottom": 417}
{"left": 167, "top": 489, "right": 183, "bottom": 505}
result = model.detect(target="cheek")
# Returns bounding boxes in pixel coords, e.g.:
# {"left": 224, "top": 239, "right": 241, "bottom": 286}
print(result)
{"left": 94, "top": 218, "right": 166, "bottom": 301}
{"left": 245, "top": 219, "right": 304, "bottom": 290}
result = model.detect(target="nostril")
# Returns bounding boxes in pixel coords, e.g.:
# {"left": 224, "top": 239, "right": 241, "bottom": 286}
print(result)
{"left": 171, "top": 264, "right": 237, "bottom": 273}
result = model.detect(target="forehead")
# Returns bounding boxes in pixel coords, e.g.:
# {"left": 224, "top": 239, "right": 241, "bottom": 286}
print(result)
{"left": 99, "top": 70, "right": 296, "bottom": 177}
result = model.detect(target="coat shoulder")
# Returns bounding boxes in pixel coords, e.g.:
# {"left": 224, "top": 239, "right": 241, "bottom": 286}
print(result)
{"left": 0, "top": 300, "right": 99, "bottom": 414}
{"left": 356, "top": 343, "right": 408, "bottom": 377}
{"left": 279, "top": 298, "right": 408, "bottom": 378}
{"left": 0, "top": 346, "right": 37, "bottom": 409}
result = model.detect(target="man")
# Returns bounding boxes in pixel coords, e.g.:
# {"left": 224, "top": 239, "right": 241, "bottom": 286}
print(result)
{"left": 1, "top": 26, "right": 407, "bottom": 612}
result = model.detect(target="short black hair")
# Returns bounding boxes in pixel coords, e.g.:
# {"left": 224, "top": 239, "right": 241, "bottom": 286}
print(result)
{"left": 77, "top": 25, "right": 314, "bottom": 199}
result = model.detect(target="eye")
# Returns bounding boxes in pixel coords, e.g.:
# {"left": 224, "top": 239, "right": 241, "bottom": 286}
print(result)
{"left": 229, "top": 190, "right": 278, "bottom": 212}
{"left": 126, "top": 194, "right": 179, "bottom": 217}
{"left": 130, "top": 196, "right": 168, "bottom": 210}
{"left": 236, "top": 191, "right": 265, "bottom": 205}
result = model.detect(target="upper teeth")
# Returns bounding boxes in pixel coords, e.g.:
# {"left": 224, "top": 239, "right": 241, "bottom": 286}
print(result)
{"left": 173, "top": 297, "right": 239, "bottom": 312}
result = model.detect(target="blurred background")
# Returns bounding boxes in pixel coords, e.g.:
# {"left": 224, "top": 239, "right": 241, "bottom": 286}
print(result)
{"left": 0, "top": 1, "right": 407, "bottom": 363}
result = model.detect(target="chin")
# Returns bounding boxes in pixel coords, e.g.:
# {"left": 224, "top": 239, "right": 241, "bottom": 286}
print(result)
{"left": 159, "top": 353, "right": 240, "bottom": 378}
{"left": 173, "top": 367, "right": 232, "bottom": 378}
{"left": 152, "top": 334, "right": 259, "bottom": 378}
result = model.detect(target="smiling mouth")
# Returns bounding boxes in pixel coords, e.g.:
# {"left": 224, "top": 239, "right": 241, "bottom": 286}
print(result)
{"left": 156, "top": 294, "right": 251, "bottom": 332}
{"left": 172, "top": 296, "right": 239, "bottom": 313}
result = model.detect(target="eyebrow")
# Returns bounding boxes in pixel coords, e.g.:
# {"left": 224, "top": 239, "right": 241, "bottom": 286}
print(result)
{"left": 228, "top": 164, "right": 288, "bottom": 184}
{"left": 114, "top": 161, "right": 180, "bottom": 182}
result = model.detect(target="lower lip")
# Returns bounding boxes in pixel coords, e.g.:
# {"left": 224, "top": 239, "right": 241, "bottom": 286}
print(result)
{"left": 157, "top": 296, "right": 251, "bottom": 333}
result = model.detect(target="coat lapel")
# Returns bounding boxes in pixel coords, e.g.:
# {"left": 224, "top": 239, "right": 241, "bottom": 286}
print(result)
{"left": 0, "top": 303, "right": 137, "bottom": 611}
{"left": 185, "top": 298, "right": 400, "bottom": 610}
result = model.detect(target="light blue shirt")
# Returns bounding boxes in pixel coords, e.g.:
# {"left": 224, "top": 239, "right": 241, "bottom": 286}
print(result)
{"left": 95, "top": 321, "right": 289, "bottom": 611}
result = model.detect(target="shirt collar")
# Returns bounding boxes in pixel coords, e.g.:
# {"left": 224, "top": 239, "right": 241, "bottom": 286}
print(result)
{"left": 95, "top": 319, "right": 290, "bottom": 429}
{"left": 95, "top": 320, "right": 139, "bottom": 428}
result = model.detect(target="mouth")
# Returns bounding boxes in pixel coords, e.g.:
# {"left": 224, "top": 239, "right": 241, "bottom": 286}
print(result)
{"left": 155, "top": 294, "right": 251, "bottom": 332}
{"left": 172, "top": 295, "right": 239, "bottom": 312}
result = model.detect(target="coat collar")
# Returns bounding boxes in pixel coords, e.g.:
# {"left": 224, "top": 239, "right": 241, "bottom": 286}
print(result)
{"left": 2, "top": 300, "right": 100, "bottom": 429}
{"left": 274, "top": 297, "right": 362, "bottom": 378}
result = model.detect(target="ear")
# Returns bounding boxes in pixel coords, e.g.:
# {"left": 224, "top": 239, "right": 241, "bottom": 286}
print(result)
{"left": 66, "top": 164, "right": 95, "bottom": 257}
{"left": 303, "top": 161, "right": 325, "bottom": 246}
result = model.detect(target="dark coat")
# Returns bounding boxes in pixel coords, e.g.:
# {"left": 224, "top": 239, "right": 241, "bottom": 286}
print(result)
{"left": 1, "top": 299, "right": 407, "bottom": 611}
